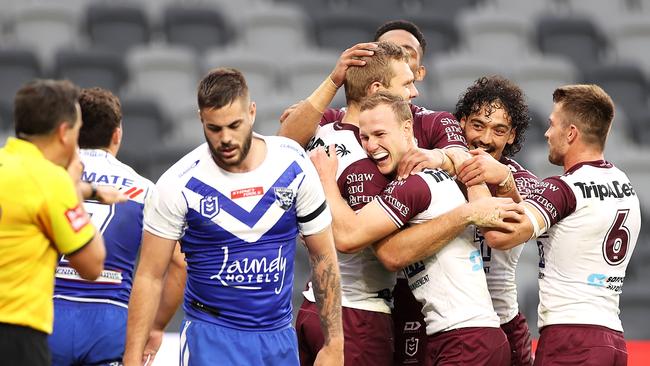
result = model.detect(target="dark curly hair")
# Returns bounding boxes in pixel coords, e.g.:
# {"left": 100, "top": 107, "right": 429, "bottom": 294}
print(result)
{"left": 454, "top": 75, "right": 530, "bottom": 157}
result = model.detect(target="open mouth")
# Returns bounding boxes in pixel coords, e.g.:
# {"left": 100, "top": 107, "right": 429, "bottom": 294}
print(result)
{"left": 372, "top": 151, "right": 389, "bottom": 163}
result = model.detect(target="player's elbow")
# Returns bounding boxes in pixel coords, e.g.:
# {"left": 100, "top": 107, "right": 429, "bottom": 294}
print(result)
{"left": 483, "top": 231, "right": 514, "bottom": 250}
{"left": 335, "top": 238, "right": 363, "bottom": 254}
{"left": 376, "top": 252, "right": 404, "bottom": 272}
{"left": 68, "top": 235, "right": 106, "bottom": 280}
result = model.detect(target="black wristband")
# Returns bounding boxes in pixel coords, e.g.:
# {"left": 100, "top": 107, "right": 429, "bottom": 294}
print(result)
{"left": 89, "top": 182, "right": 99, "bottom": 201}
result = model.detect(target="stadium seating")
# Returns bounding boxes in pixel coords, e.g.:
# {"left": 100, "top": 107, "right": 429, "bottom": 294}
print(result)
{"left": 162, "top": 4, "right": 231, "bottom": 54}
{"left": 535, "top": 15, "right": 608, "bottom": 68}
{"left": 458, "top": 9, "right": 531, "bottom": 61}
{"left": 0, "top": 48, "right": 42, "bottom": 106}
{"left": 85, "top": 3, "right": 150, "bottom": 54}
{"left": 582, "top": 63, "right": 649, "bottom": 119}
{"left": 53, "top": 48, "right": 128, "bottom": 93}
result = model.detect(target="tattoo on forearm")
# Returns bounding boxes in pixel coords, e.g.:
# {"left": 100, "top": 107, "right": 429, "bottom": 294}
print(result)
{"left": 310, "top": 252, "right": 343, "bottom": 341}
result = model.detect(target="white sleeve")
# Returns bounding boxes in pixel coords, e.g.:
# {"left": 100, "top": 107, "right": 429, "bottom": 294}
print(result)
{"left": 143, "top": 172, "right": 188, "bottom": 240}
{"left": 295, "top": 155, "right": 332, "bottom": 236}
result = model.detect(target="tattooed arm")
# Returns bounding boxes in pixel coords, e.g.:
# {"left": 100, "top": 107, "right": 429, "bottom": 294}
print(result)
{"left": 303, "top": 226, "right": 344, "bottom": 365}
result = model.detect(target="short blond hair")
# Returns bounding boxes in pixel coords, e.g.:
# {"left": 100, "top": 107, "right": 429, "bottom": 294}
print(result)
{"left": 345, "top": 41, "right": 410, "bottom": 104}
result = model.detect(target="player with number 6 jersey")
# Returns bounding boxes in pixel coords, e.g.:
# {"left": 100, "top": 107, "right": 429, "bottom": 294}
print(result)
{"left": 483, "top": 84, "right": 640, "bottom": 366}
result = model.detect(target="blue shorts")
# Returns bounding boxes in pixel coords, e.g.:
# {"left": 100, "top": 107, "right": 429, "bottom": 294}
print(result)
{"left": 179, "top": 318, "right": 299, "bottom": 366}
{"left": 49, "top": 299, "right": 127, "bottom": 366}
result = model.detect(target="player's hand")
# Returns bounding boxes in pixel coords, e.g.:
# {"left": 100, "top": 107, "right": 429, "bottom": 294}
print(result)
{"left": 396, "top": 148, "right": 445, "bottom": 180}
{"left": 96, "top": 185, "right": 128, "bottom": 204}
{"left": 310, "top": 145, "right": 338, "bottom": 183}
{"left": 444, "top": 147, "right": 471, "bottom": 176}
{"left": 279, "top": 102, "right": 301, "bottom": 124}
{"left": 457, "top": 149, "right": 510, "bottom": 187}
{"left": 142, "top": 329, "right": 164, "bottom": 366}
{"left": 67, "top": 150, "right": 84, "bottom": 182}
{"left": 313, "top": 341, "right": 344, "bottom": 366}
{"left": 329, "top": 42, "right": 377, "bottom": 87}
{"left": 466, "top": 197, "right": 524, "bottom": 230}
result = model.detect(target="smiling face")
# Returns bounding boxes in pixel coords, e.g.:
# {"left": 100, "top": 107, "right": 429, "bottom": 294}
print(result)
{"left": 461, "top": 102, "right": 515, "bottom": 161}
{"left": 199, "top": 97, "right": 256, "bottom": 170}
{"left": 359, "top": 103, "right": 412, "bottom": 176}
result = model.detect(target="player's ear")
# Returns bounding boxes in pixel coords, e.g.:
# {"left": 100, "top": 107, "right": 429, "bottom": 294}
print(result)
{"left": 249, "top": 101, "right": 256, "bottom": 125}
{"left": 368, "top": 81, "right": 383, "bottom": 96}
{"left": 415, "top": 65, "right": 426, "bottom": 82}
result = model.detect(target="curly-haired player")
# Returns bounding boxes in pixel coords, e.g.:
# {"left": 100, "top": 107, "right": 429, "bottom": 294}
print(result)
{"left": 455, "top": 75, "right": 540, "bottom": 366}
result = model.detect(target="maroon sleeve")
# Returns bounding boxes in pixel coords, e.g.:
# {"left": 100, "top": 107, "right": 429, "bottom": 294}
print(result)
{"left": 338, "top": 158, "right": 390, "bottom": 211}
{"left": 524, "top": 176, "right": 576, "bottom": 230}
{"left": 320, "top": 108, "right": 345, "bottom": 126}
{"left": 414, "top": 108, "right": 468, "bottom": 150}
{"left": 376, "top": 175, "right": 431, "bottom": 228}
{"left": 507, "top": 158, "right": 540, "bottom": 197}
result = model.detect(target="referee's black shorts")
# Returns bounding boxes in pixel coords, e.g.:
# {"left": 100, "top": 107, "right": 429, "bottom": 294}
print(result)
{"left": 0, "top": 322, "right": 50, "bottom": 366}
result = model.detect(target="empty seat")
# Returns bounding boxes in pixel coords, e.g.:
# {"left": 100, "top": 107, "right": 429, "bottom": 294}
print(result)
{"left": 281, "top": 50, "right": 339, "bottom": 98}
{"left": 119, "top": 97, "right": 168, "bottom": 158}
{"left": 567, "top": 0, "right": 628, "bottom": 31}
{"left": 85, "top": 3, "right": 150, "bottom": 53}
{"left": 203, "top": 47, "right": 279, "bottom": 100}
{"left": 428, "top": 52, "right": 504, "bottom": 107}
{"left": 611, "top": 14, "right": 650, "bottom": 75}
{"left": 582, "top": 63, "right": 648, "bottom": 118}
{"left": 240, "top": 3, "right": 310, "bottom": 57}
{"left": 311, "top": 10, "right": 379, "bottom": 50}
{"left": 126, "top": 45, "right": 199, "bottom": 111}
{"left": 535, "top": 16, "right": 607, "bottom": 68}
{"left": 402, "top": 14, "right": 459, "bottom": 55}
{"left": 513, "top": 54, "right": 577, "bottom": 115}
{"left": 0, "top": 48, "right": 42, "bottom": 105}
{"left": 9, "top": 3, "right": 81, "bottom": 67}
{"left": 54, "top": 49, "right": 127, "bottom": 94}
{"left": 401, "top": 0, "right": 484, "bottom": 18}
{"left": 626, "top": 109, "right": 650, "bottom": 145}
{"left": 485, "top": 0, "right": 560, "bottom": 18}
{"left": 163, "top": 4, "right": 231, "bottom": 53}
{"left": 458, "top": 9, "right": 531, "bottom": 60}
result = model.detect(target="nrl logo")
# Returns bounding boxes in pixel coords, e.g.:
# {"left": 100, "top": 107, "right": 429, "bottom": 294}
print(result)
{"left": 200, "top": 195, "right": 219, "bottom": 219}
{"left": 274, "top": 187, "right": 295, "bottom": 210}
{"left": 405, "top": 336, "right": 419, "bottom": 357}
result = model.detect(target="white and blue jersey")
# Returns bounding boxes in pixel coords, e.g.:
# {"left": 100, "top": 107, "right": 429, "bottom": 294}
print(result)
{"left": 50, "top": 149, "right": 154, "bottom": 366}
{"left": 53, "top": 149, "right": 155, "bottom": 307}
{"left": 145, "top": 135, "right": 331, "bottom": 331}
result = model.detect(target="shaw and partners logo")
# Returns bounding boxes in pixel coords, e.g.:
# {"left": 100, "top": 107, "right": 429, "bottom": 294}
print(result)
{"left": 211, "top": 245, "right": 288, "bottom": 294}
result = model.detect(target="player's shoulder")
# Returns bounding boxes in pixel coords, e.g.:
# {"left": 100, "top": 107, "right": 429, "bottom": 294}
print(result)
{"left": 502, "top": 156, "right": 538, "bottom": 178}
{"left": 265, "top": 134, "right": 309, "bottom": 161}
{"left": 157, "top": 143, "right": 210, "bottom": 185}
{"left": 411, "top": 103, "right": 457, "bottom": 123}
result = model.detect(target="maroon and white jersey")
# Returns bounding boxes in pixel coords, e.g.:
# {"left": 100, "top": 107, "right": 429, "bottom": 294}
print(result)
{"left": 302, "top": 122, "right": 395, "bottom": 313}
{"left": 475, "top": 157, "right": 539, "bottom": 324}
{"left": 322, "top": 104, "right": 467, "bottom": 151}
{"left": 377, "top": 168, "right": 500, "bottom": 335}
{"left": 525, "top": 160, "right": 641, "bottom": 331}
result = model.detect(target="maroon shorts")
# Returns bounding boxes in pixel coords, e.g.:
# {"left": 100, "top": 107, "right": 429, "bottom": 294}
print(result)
{"left": 426, "top": 327, "right": 510, "bottom": 366}
{"left": 501, "top": 312, "right": 533, "bottom": 366}
{"left": 392, "top": 278, "right": 427, "bottom": 365}
{"left": 296, "top": 299, "right": 394, "bottom": 366}
{"left": 534, "top": 324, "right": 627, "bottom": 366}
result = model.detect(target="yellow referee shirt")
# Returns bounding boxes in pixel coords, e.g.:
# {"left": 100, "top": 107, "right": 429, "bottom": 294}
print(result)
{"left": 0, "top": 137, "right": 95, "bottom": 334}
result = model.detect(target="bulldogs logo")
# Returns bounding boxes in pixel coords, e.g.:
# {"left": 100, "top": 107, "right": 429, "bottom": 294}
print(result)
{"left": 200, "top": 195, "right": 219, "bottom": 219}
{"left": 274, "top": 187, "right": 295, "bottom": 210}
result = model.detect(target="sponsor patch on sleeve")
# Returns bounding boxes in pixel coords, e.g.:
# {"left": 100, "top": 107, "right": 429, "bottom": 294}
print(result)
{"left": 65, "top": 204, "right": 91, "bottom": 232}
